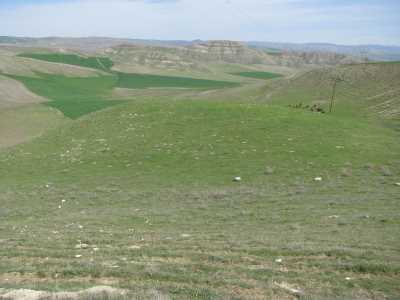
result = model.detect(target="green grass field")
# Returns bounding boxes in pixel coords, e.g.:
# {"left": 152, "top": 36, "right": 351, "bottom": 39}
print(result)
{"left": 5, "top": 72, "right": 122, "bottom": 119}
{"left": 116, "top": 72, "right": 240, "bottom": 89}
{"left": 232, "top": 71, "right": 283, "bottom": 80}
{"left": 0, "top": 52, "right": 399, "bottom": 299}
{"left": 4, "top": 53, "right": 241, "bottom": 119}
{"left": 6, "top": 71, "right": 239, "bottom": 119}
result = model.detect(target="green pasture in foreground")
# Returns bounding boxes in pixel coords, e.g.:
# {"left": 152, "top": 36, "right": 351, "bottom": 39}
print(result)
{"left": 0, "top": 99, "right": 399, "bottom": 299}
{"left": 0, "top": 100, "right": 400, "bottom": 185}
{"left": 232, "top": 71, "right": 283, "bottom": 80}
{"left": 1, "top": 100, "right": 398, "bottom": 187}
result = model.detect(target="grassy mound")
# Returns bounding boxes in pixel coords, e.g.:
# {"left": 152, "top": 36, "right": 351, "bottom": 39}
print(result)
{"left": 1, "top": 100, "right": 398, "bottom": 186}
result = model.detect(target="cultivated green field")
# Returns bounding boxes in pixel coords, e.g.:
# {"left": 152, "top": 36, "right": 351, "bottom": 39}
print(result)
{"left": 3, "top": 53, "right": 241, "bottom": 118}
{"left": 116, "top": 72, "right": 240, "bottom": 90}
{"left": 0, "top": 51, "right": 399, "bottom": 299}
{"left": 18, "top": 53, "right": 114, "bottom": 71}
{"left": 5, "top": 72, "right": 121, "bottom": 119}
{"left": 232, "top": 71, "right": 283, "bottom": 80}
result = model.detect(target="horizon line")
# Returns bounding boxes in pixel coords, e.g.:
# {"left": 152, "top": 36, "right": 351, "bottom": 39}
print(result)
{"left": 1, "top": 35, "right": 400, "bottom": 48}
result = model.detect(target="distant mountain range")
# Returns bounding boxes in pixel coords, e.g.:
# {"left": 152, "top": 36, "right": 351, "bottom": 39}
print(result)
{"left": 1, "top": 36, "right": 399, "bottom": 62}
{"left": 247, "top": 42, "right": 400, "bottom": 62}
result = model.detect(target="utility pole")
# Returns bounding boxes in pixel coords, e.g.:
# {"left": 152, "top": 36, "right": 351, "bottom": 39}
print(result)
{"left": 329, "top": 75, "right": 345, "bottom": 113}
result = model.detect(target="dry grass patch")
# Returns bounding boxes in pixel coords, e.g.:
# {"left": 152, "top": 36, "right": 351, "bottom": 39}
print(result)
{"left": 0, "top": 76, "right": 46, "bottom": 108}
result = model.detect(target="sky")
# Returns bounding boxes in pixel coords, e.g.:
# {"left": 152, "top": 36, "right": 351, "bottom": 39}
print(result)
{"left": 0, "top": 0, "right": 399, "bottom": 45}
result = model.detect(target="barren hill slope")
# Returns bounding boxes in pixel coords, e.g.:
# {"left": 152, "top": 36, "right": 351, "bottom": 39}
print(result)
{"left": 0, "top": 75, "right": 46, "bottom": 108}
{"left": 103, "top": 41, "right": 363, "bottom": 75}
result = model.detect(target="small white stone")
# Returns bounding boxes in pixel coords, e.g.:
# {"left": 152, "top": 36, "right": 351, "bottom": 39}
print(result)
{"left": 128, "top": 245, "right": 141, "bottom": 250}
{"left": 345, "top": 277, "right": 351, "bottom": 281}
{"left": 58, "top": 205, "right": 62, "bottom": 209}
{"left": 275, "top": 258, "right": 283, "bottom": 263}
{"left": 75, "top": 243, "right": 89, "bottom": 249}
{"left": 395, "top": 183, "right": 400, "bottom": 186}
{"left": 75, "top": 255, "right": 82, "bottom": 258}
{"left": 61, "top": 199, "right": 66, "bottom": 203}
{"left": 314, "top": 177, "right": 323, "bottom": 181}
{"left": 181, "top": 234, "right": 191, "bottom": 238}
{"left": 233, "top": 177, "right": 242, "bottom": 182}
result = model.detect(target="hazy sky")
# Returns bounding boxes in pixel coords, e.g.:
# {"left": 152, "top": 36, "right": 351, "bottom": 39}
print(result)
{"left": 0, "top": 0, "right": 399, "bottom": 45}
